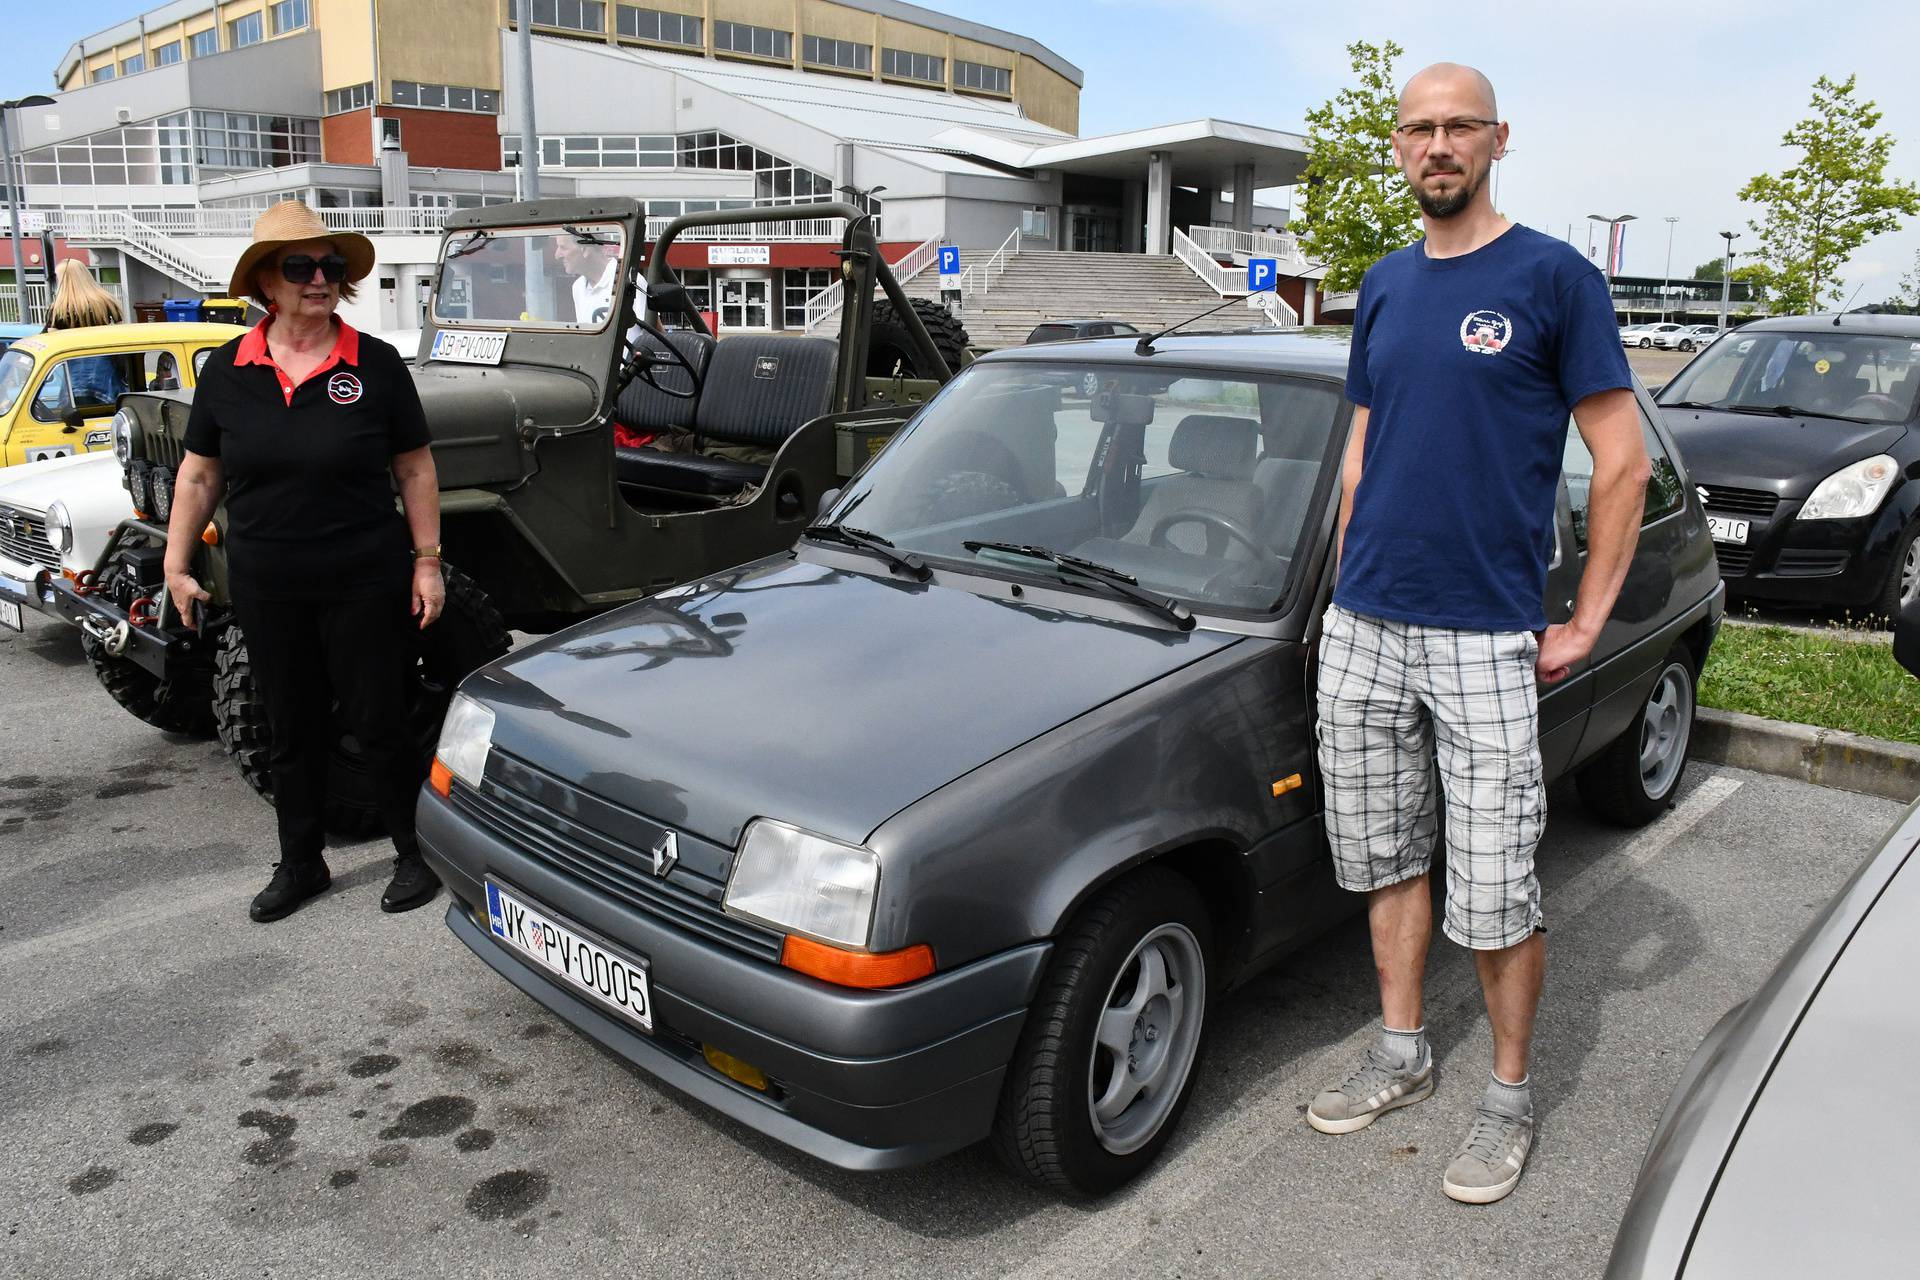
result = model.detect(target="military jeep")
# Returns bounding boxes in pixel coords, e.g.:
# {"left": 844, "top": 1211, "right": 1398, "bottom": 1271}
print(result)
{"left": 53, "top": 198, "right": 965, "bottom": 833}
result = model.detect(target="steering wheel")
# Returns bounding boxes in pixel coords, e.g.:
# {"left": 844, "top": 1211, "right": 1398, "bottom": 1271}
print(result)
{"left": 1149, "top": 511, "right": 1265, "bottom": 559}
{"left": 617, "top": 311, "right": 704, "bottom": 401}
{"left": 1841, "top": 392, "right": 1900, "bottom": 419}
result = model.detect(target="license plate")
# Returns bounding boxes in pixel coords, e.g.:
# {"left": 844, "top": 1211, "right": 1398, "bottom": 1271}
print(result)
{"left": 485, "top": 881, "right": 652, "bottom": 1032}
{"left": 1707, "top": 516, "right": 1750, "bottom": 545}
{"left": 431, "top": 329, "right": 508, "bottom": 365}
{"left": 0, "top": 598, "right": 20, "bottom": 631}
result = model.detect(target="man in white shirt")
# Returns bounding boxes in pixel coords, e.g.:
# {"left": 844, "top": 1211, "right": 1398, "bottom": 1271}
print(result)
{"left": 553, "top": 236, "right": 619, "bottom": 326}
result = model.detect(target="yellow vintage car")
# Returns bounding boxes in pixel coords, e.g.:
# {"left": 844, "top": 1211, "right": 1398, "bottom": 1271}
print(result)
{"left": 0, "top": 322, "right": 246, "bottom": 467}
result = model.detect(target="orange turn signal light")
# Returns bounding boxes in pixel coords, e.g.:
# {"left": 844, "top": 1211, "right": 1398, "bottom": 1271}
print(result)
{"left": 201, "top": 522, "right": 220, "bottom": 546}
{"left": 1271, "top": 772, "right": 1303, "bottom": 798}
{"left": 780, "top": 935, "right": 935, "bottom": 989}
{"left": 428, "top": 757, "right": 454, "bottom": 799}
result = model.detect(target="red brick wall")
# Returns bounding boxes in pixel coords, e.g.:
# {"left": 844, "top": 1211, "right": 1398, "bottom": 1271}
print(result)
{"left": 321, "top": 110, "right": 374, "bottom": 166}
{"left": 374, "top": 108, "right": 502, "bottom": 171}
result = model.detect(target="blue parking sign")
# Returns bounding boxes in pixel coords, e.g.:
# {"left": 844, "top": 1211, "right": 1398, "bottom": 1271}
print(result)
{"left": 1247, "top": 257, "right": 1278, "bottom": 293}
{"left": 937, "top": 245, "right": 961, "bottom": 274}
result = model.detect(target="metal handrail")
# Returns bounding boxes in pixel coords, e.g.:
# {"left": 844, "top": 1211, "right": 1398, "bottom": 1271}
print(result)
{"left": 801, "top": 231, "right": 941, "bottom": 334}
{"left": 1186, "top": 224, "right": 1306, "bottom": 264}
{"left": 1172, "top": 226, "right": 1237, "bottom": 295}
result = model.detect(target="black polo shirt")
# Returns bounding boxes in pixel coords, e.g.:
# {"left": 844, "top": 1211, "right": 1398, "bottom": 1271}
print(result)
{"left": 185, "top": 317, "right": 430, "bottom": 601}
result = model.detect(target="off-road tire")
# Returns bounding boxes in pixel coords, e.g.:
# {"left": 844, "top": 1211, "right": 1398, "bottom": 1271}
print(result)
{"left": 83, "top": 632, "right": 217, "bottom": 738}
{"left": 991, "top": 867, "right": 1213, "bottom": 1197}
{"left": 213, "top": 566, "right": 509, "bottom": 838}
{"left": 1576, "top": 645, "right": 1696, "bottom": 827}
{"left": 868, "top": 297, "right": 969, "bottom": 380}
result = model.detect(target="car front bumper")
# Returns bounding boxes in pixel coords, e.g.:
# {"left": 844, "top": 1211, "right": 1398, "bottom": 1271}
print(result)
{"left": 418, "top": 786, "right": 1050, "bottom": 1171}
{"left": 0, "top": 552, "right": 56, "bottom": 618}
{"left": 1707, "top": 496, "right": 1906, "bottom": 608}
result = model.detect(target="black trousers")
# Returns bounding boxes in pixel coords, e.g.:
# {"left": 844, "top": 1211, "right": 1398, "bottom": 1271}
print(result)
{"left": 232, "top": 581, "right": 420, "bottom": 865}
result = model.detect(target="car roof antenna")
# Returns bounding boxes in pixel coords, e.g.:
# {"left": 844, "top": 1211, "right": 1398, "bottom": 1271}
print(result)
{"left": 1834, "top": 281, "right": 1867, "bottom": 325}
{"left": 1135, "top": 294, "right": 1259, "bottom": 354}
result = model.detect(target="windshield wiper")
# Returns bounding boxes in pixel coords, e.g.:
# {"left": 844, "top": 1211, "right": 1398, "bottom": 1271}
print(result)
{"left": 445, "top": 230, "right": 493, "bottom": 260}
{"left": 962, "top": 541, "right": 1195, "bottom": 631}
{"left": 1722, "top": 403, "right": 1870, "bottom": 424}
{"left": 802, "top": 524, "right": 930, "bottom": 581}
{"left": 1661, "top": 399, "right": 1723, "bottom": 410}
{"left": 563, "top": 224, "right": 619, "bottom": 246}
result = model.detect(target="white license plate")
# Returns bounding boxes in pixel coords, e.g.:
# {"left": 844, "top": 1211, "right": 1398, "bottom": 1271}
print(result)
{"left": 0, "top": 598, "right": 21, "bottom": 631}
{"left": 431, "top": 329, "right": 508, "bottom": 365}
{"left": 1707, "top": 516, "right": 1750, "bottom": 545}
{"left": 486, "top": 881, "right": 652, "bottom": 1032}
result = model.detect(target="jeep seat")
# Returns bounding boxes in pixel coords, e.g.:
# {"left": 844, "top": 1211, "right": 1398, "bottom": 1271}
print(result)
{"left": 616, "top": 334, "right": 839, "bottom": 497}
{"left": 613, "top": 330, "right": 713, "bottom": 487}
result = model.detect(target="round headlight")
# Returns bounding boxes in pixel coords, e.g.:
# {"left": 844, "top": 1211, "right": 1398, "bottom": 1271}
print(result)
{"left": 44, "top": 501, "right": 74, "bottom": 555}
{"left": 128, "top": 462, "right": 151, "bottom": 517}
{"left": 111, "top": 409, "right": 136, "bottom": 465}
{"left": 152, "top": 468, "right": 174, "bottom": 522}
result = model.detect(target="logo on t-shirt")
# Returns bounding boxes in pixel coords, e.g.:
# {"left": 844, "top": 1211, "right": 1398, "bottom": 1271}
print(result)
{"left": 1459, "top": 309, "right": 1512, "bottom": 356}
{"left": 327, "top": 372, "right": 363, "bottom": 404}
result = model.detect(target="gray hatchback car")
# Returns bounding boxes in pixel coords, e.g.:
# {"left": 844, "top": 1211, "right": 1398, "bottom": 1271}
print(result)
{"left": 417, "top": 331, "right": 1725, "bottom": 1195}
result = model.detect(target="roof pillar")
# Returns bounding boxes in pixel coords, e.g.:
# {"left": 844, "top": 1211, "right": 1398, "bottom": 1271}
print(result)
{"left": 1144, "top": 150, "right": 1171, "bottom": 255}
{"left": 1231, "top": 163, "right": 1254, "bottom": 233}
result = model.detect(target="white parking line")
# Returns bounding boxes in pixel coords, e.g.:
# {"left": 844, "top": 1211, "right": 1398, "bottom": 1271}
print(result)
{"left": 1005, "top": 771, "right": 1746, "bottom": 1280}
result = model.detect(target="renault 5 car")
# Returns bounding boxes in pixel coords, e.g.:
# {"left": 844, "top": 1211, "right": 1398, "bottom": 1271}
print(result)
{"left": 416, "top": 330, "right": 1724, "bottom": 1196}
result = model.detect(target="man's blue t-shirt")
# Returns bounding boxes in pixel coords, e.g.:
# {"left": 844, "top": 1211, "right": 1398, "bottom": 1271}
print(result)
{"left": 1337, "top": 223, "right": 1632, "bottom": 633}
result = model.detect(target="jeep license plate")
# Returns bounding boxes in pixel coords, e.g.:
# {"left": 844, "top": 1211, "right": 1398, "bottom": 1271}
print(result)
{"left": 0, "top": 597, "right": 21, "bottom": 631}
{"left": 431, "top": 329, "right": 507, "bottom": 365}
{"left": 485, "top": 881, "right": 652, "bottom": 1032}
{"left": 1706, "top": 516, "right": 1749, "bottom": 545}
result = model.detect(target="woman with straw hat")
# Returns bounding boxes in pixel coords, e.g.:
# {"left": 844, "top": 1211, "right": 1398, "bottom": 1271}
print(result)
{"left": 163, "top": 199, "right": 446, "bottom": 923}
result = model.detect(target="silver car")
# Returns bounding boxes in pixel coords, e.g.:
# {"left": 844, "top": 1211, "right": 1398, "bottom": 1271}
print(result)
{"left": 1606, "top": 597, "right": 1920, "bottom": 1276}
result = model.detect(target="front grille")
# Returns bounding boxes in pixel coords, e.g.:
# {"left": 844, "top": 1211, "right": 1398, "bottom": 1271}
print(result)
{"left": 1701, "top": 484, "right": 1779, "bottom": 518}
{"left": 452, "top": 769, "right": 783, "bottom": 965}
{"left": 0, "top": 504, "right": 56, "bottom": 567}
{"left": 1714, "top": 545, "right": 1754, "bottom": 576}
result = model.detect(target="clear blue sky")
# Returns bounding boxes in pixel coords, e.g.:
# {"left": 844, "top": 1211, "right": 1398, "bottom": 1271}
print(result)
{"left": 11, "top": 0, "right": 1920, "bottom": 300}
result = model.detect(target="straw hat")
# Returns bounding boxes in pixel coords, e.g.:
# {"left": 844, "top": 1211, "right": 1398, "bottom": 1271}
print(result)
{"left": 228, "top": 199, "right": 375, "bottom": 301}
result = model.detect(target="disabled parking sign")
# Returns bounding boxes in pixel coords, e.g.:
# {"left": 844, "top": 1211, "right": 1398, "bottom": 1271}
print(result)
{"left": 1247, "top": 257, "right": 1278, "bottom": 293}
{"left": 937, "top": 245, "right": 961, "bottom": 292}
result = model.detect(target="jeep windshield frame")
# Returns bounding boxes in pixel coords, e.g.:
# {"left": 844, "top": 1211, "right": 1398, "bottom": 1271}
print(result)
{"left": 430, "top": 220, "right": 630, "bottom": 334}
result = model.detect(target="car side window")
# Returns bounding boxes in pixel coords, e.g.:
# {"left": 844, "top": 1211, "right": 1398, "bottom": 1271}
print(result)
{"left": 31, "top": 353, "right": 151, "bottom": 421}
{"left": 32, "top": 362, "right": 74, "bottom": 420}
{"left": 1563, "top": 407, "right": 1687, "bottom": 552}
{"left": 192, "top": 347, "right": 214, "bottom": 378}
{"left": 1563, "top": 421, "right": 1594, "bottom": 553}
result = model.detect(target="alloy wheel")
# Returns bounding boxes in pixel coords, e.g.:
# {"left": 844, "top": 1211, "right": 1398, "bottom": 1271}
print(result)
{"left": 1902, "top": 535, "right": 1918, "bottom": 607}
{"left": 1640, "top": 662, "right": 1694, "bottom": 798}
{"left": 1086, "top": 922, "right": 1206, "bottom": 1156}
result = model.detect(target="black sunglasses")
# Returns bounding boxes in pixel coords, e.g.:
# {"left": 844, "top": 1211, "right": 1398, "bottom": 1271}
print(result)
{"left": 279, "top": 253, "right": 350, "bottom": 284}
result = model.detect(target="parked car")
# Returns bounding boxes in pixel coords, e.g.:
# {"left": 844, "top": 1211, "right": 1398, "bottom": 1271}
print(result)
{"left": 1656, "top": 311, "right": 1919, "bottom": 617}
{"left": 1606, "top": 595, "right": 1920, "bottom": 1277}
{"left": 1673, "top": 324, "right": 1720, "bottom": 353}
{"left": 0, "top": 322, "right": 40, "bottom": 355}
{"left": 416, "top": 331, "right": 1724, "bottom": 1196}
{"left": 0, "top": 450, "right": 129, "bottom": 631}
{"left": 1642, "top": 323, "right": 1690, "bottom": 350}
{"left": 1026, "top": 319, "right": 1140, "bottom": 344}
{"left": 0, "top": 322, "right": 243, "bottom": 466}
{"left": 1620, "top": 323, "right": 1657, "bottom": 347}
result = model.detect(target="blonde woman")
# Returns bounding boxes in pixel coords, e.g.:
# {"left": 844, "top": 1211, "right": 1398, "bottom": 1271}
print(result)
{"left": 48, "top": 258, "right": 127, "bottom": 405}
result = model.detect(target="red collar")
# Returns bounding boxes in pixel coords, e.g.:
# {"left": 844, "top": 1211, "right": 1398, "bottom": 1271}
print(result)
{"left": 236, "top": 312, "right": 360, "bottom": 378}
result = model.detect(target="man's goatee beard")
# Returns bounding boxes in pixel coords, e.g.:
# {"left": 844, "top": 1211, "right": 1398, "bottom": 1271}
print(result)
{"left": 1416, "top": 174, "right": 1481, "bottom": 219}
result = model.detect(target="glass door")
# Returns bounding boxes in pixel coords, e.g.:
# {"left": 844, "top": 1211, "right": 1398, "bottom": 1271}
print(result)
{"left": 719, "top": 278, "right": 771, "bottom": 331}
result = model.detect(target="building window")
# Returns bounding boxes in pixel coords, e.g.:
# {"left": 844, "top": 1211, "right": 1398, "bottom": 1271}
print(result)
{"left": 510, "top": 0, "right": 606, "bottom": 34}
{"left": 324, "top": 83, "right": 373, "bottom": 114}
{"left": 802, "top": 35, "right": 869, "bottom": 72}
{"left": 153, "top": 42, "right": 182, "bottom": 66}
{"left": 616, "top": 5, "right": 700, "bottom": 46}
{"left": 190, "top": 29, "right": 219, "bottom": 57}
{"left": 229, "top": 13, "right": 264, "bottom": 48}
{"left": 19, "top": 112, "right": 196, "bottom": 186}
{"left": 783, "top": 268, "right": 833, "bottom": 328}
{"left": 676, "top": 268, "right": 711, "bottom": 316}
{"left": 92, "top": 66, "right": 117, "bottom": 83}
{"left": 880, "top": 48, "right": 943, "bottom": 83}
{"left": 121, "top": 54, "right": 146, "bottom": 76}
{"left": 713, "top": 20, "right": 790, "bottom": 60}
{"left": 392, "top": 82, "right": 498, "bottom": 114}
{"left": 270, "top": 0, "right": 309, "bottom": 35}
{"left": 193, "top": 110, "right": 321, "bottom": 171}
{"left": 954, "top": 59, "right": 1011, "bottom": 94}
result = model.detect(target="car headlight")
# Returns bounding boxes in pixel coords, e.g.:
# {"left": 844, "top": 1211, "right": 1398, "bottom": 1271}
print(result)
{"left": 725, "top": 820, "right": 878, "bottom": 948}
{"left": 128, "top": 462, "right": 151, "bottom": 517}
{"left": 433, "top": 692, "right": 495, "bottom": 791}
{"left": 1800, "top": 454, "right": 1898, "bottom": 520}
{"left": 111, "top": 409, "right": 135, "bottom": 465}
{"left": 152, "top": 468, "right": 173, "bottom": 522}
{"left": 44, "top": 501, "right": 73, "bottom": 555}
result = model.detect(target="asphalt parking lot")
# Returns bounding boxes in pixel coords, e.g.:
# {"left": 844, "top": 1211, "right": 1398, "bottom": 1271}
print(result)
{"left": 2, "top": 608, "right": 1905, "bottom": 1280}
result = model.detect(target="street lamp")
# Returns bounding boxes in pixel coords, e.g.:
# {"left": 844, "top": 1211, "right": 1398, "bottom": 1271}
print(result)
{"left": 0, "top": 94, "right": 56, "bottom": 324}
{"left": 1589, "top": 213, "right": 1636, "bottom": 323}
{"left": 1662, "top": 215, "right": 1679, "bottom": 323}
{"left": 1718, "top": 230, "right": 1741, "bottom": 330}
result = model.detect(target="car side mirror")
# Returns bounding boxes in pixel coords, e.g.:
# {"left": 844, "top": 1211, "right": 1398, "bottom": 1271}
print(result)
{"left": 1896, "top": 594, "right": 1920, "bottom": 678}
{"left": 61, "top": 411, "right": 86, "bottom": 432}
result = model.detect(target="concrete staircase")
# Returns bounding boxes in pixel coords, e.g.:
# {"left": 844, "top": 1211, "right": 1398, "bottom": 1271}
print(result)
{"left": 909, "top": 248, "right": 1232, "bottom": 349}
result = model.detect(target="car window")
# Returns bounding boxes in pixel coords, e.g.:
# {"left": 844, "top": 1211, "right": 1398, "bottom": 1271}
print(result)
{"left": 1028, "top": 325, "right": 1074, "bottom": 344}
{"left": 192, "top": 347, "right": 215, "bottom": 378}
{"left": 1661, "top": 331, "right": 1920, "bottom": 423}
{"left": 29, "top": 352, "right": 159, "bottom": 422}
{"left": 1562, "top": 408, "right": 1685, "bottom": 552}
{"left": 0, "top": 348, "right": 32, "bottom": 416}
{"left": 32, "top": 362, "right": 75, "bottom": 420}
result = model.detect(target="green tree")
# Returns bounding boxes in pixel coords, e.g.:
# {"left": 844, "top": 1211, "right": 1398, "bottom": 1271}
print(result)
{"left": 1297, "top": 39, "right": 1420, "bottom": 293}
{"left": 1894, "top": 248, "right": 1920, "bottom": 308}
{"left": 1738, "top": 74, "right": 1920, "bottom": 312}
{"left": 1693, "top": 257, "right": 1725, "bottom": 282}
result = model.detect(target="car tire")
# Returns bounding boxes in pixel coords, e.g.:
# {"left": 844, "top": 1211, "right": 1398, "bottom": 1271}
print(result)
{"left": 82, "top": 628, "right": 217, "bottom": 739}
{"left": 1639, "top": 337, "right": 1653, "bottom": 348}
{"left": 992, "top": 867, "right": 1213, "bottom": 1197}
{"left": 1679, "top": 340, "right": 1694, "bottom": 352}
{"left": 867, "top": 297, "right": 970, "bottom": 380}
{"left": 212, "top": 565, "right": 509, "bottom": 837}
{"left": 1874, "top": 517, "right": 1919, "bottom": 622}
{"left": 1576, "top": 645, "right": 1696, "bottom": 827}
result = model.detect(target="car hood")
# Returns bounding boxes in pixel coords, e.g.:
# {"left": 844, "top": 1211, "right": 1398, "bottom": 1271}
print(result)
{"left": 0, "top": 450, "right": 120, "bottom": 512}
{"left": 1683, "top": 840, "right": 1920, "bottom": 1273}
{"left": 465, "top": 556, "right": 1240, "bottom": 848}
{"left": 1660, "top": 406, "right": 1908, "bottom": 497}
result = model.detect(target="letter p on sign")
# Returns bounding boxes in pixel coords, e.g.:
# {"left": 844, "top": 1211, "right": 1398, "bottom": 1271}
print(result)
{"left": 1247, "top": 257, "right": 1278, "bottom": 293}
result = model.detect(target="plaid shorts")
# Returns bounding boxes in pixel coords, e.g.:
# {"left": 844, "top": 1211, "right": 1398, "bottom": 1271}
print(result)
{"left": 1314, "top": 604, "right": 1546, "bottom": 951}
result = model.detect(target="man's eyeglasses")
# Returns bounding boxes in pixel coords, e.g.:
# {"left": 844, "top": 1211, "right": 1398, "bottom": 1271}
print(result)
{"left": 279, "top": 253, "right": 350, "bottom": 284}
{"left": 1394, "top": 118, "right": 1497, "bottom": 144}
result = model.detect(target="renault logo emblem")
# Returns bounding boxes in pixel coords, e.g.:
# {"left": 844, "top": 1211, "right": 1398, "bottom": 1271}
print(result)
{"left": 650, "top": 830, "right": 679, "bottom": 878}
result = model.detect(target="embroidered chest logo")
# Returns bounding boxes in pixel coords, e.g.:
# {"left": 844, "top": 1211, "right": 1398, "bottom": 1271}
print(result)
{"left": 1459, "top": 309, "right": 1513, "bottom": 356}
{"left": 327, "top": 372, "right": 363, "bottom": 404}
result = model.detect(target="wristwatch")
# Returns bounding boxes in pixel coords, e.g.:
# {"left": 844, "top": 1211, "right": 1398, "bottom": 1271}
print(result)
{"left": 411, "top": 543, "right": 444, "bottom": 561}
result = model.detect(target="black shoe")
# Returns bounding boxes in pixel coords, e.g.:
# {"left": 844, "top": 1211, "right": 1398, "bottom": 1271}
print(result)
{"left": 381, "top": 853, "right": 441, "bottom": 914}
{"left": 250, "top": 858, "right": 332, "bottom": 923}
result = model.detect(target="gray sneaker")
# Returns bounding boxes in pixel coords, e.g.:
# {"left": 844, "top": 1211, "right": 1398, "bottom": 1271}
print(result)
{"left": 1442, "top": 1105, "right": 1535, "bottom": 1204}
{"left": 1306, "top": 1044, "right": 1434, "bottom": 1135}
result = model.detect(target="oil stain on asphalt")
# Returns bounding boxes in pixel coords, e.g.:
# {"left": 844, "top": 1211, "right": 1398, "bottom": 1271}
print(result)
{"left": 465, "top": 1170, "right": 551, "bottom": 1221}
{"left": 67, "top": 1166, "right": 118, "bottom": 1196}
{"left": 347, "top": 1053, "right": 400, "bottom": 1078}
{"left": 128, "top": 1122, "right": 179, "bottom": 1146}
{"left": 236, "top": 1110, "right": 297, "bottom": 1167}
{"left": 381, "top": 1095, "right": 476, "bottom": 1140}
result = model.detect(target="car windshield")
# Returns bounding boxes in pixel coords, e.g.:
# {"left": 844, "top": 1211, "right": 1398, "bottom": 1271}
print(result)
{"left": 1660, "top": 330, "right": 1920, "bottom": 423}
{"left": 823, "top": 361, "right": 1344, "bottom": 613}
{"left": 430, "top": 222, "right": 628, "bottom": 331}
{"left": 0, "top": 348, "right": 33, "bottom": 416}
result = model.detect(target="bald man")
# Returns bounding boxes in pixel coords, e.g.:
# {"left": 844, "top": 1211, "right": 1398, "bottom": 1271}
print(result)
{"left": 1306, "top": 64, "right": 1649, "bottom": 1205}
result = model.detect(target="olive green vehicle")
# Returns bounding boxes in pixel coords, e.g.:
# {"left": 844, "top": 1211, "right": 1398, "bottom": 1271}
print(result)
{"left": 52, "top": 198, "right": 966, "bottom": 832}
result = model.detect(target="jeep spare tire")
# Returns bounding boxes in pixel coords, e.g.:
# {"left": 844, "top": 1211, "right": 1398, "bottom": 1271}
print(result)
{"left": 212, "top": 565, "right": 510, "bottom": 837}
{"left": 867, "top": 296, "right": 969, "bottom": 380}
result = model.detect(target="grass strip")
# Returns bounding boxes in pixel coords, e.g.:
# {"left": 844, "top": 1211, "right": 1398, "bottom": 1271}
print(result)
{"left": 1700, "top": 623, "right": 1920, "bottom": 745}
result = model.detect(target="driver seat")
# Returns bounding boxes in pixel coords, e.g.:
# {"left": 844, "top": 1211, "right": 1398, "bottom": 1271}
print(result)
{"left": 1121, "top": 414, "right": 1263, "bottom": 559}
{"left": 614, "top": 330, "right": 714, "bottom": 486}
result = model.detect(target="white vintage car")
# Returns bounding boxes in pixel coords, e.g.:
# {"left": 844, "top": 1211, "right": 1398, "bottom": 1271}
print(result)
{"left": 0, "top": 448, "right": 132, "bottom": 632}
